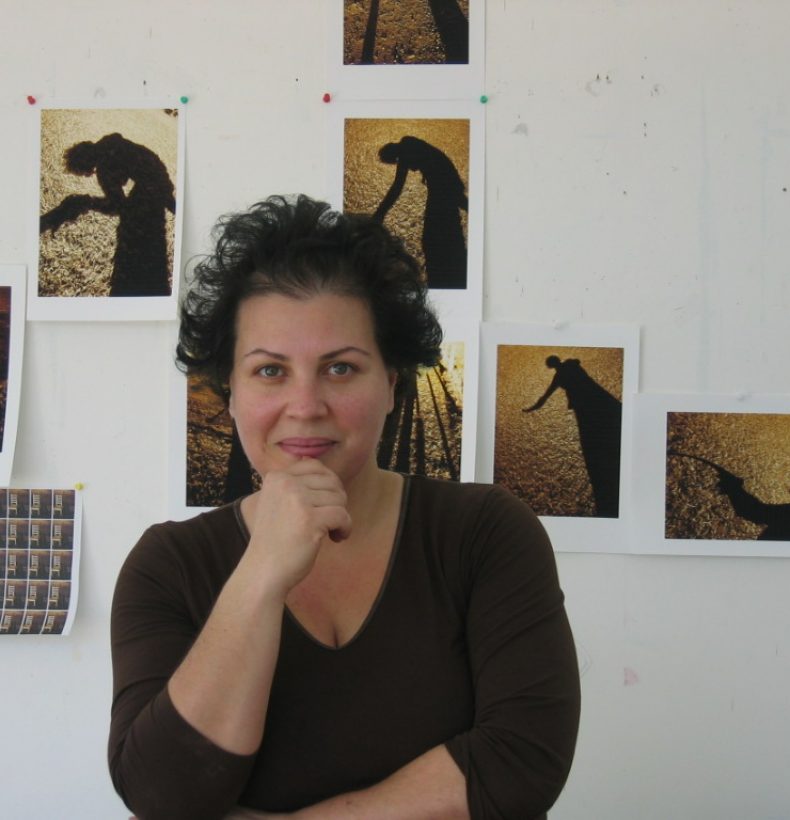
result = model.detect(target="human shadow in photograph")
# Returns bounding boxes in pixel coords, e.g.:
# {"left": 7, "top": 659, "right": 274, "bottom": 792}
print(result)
{"left": 359, "top": 0, "right": 380, "bottom": 63}
{"left": 40, "top": 132, "right": 175, "bottom": 297}
{"left": 378, "top": 363, "right": 462, "bottom": 480}
{"left": 669, "top": 450, "right": 790, "bottom": 541}
{"left": 224, "top": 424, "right": 255, "bottom": 505}
{"left": 523, "top": 355, "right": 622, "bottom": 517}
{"left": 357, "top": 0, "right": 468, "bottom": 64}
{"left": 428, "top": 0, "right": 469, "bottom": 63}
{"left": 373, "top": 135, "right": 468, "bottom": 289}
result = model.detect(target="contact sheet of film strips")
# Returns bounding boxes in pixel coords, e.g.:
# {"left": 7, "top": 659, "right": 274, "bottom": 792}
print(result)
{"left": 0, "top": 488, "right": 82, "bottom": 636}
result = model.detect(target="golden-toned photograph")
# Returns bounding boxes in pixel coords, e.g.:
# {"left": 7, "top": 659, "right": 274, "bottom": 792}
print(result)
{"left": 495, "top": 345, "right": 624, "bottom": 518}
{"left": 666, "top": 412, "right": 790, "bottom": 541}
{"left": 344, "top": 117, "right": 469, "bottom": 289}
{"left": 38, "top": 107, "right": 178, "bottom": 298}
{"left": 344, "top": 0, "right": 469, "bottom": 65}
{"left": 378, "top": 341, "right": 464, "bottom": 480}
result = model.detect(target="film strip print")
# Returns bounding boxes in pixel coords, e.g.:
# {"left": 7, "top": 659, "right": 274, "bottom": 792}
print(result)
{"left": 0, "top": 489, "right": 77, "bottom": 635}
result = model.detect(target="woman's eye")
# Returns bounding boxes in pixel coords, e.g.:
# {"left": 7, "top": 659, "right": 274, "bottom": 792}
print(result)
{"left": 258, "top": 364, "right": 283, "bottom": 378}
{"left": 328, "top": 362, "right": 353, "bottom": 376}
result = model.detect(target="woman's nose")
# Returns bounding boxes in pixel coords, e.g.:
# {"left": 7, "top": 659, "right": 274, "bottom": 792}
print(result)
{"left": 285, "top": 378, "right": 328, "bottom": 418}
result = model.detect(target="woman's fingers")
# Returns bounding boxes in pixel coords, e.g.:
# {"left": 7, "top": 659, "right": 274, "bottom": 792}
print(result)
{"left": 243, "top": 460, "right": 352, "bottom": 590}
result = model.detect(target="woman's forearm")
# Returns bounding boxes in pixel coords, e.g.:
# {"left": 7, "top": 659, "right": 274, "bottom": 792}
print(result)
{"left": 222, "top": 745, "right": 468, "bottom": 819}
{"left": 291, "top": 745, "right": 469, "bottom": 820}
{"left": 167, "top": 551, "right": 288, "bottom": 755}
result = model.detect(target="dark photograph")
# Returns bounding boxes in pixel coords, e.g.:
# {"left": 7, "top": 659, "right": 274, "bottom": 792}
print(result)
{"left": 30, "top": 521, "right": 52, "bottom": 550}
{"left": 186, "top": 372, "right": 257, "bottom": 509}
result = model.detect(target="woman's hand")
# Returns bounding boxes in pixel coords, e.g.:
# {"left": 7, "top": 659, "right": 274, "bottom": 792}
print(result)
{"left": 244, "top": 458, "right": 352, "bottom": 596}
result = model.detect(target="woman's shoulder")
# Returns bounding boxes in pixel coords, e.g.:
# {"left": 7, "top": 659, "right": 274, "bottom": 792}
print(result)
{"left": 404, "top": 475, "right": 546, "bottom": 544}
{"left": 401, "top": 476, "right": 555, "bottom": 595}
{"left": 123, "top": 501, "right": 246, "bottom": 577}
{"left": 149, "top": 500, "right": 241, "bottom": 534}
{"left": 406, "top": 474, "right": 533, "bottom": 513}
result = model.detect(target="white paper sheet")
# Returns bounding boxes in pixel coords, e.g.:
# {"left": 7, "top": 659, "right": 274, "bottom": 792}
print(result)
{"left": 479, "top": 321, "right": 640, "bottom": 553}
{"left": 632, "top": 392, "right": 790, "bottom": 557}
{"left": 328, "top": 98, "right": 485, "bottom": 321}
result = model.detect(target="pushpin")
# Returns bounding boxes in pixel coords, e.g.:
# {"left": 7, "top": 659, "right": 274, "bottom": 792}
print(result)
{"left": 74, "top": 482, "right": 84, "bottom": 491}
{"left": 322, "top": 92, "right": 332, "bottom": 103}
{"left": 480, "top": 94, "right": 489, "bottom": 104}
{"left": 27, "top": 95, "right": 37, "bottom": 105}
{"left": 180, "top": 95, "right": 189, "bottom": 104}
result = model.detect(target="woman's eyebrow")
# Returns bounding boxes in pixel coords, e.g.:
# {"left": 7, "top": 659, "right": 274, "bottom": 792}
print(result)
{"left": 242, "top": 346, "right": 372, "bottom": 361}
{"left": 242, "top": 347, "right": 286, "bottom": 360}
{"left": 319, "top": 346, "right": 372, "bottom": 360}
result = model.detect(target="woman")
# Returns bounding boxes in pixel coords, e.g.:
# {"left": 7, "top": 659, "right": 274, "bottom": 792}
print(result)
{"left": 108, "top": 195, "right": 580, "bottom": 819}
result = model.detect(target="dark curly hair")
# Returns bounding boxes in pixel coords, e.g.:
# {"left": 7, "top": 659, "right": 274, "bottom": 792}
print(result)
{"left": 176, "top": 194, "right": 443, "bottom": 403}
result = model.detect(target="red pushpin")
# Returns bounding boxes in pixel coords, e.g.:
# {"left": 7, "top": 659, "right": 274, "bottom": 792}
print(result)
{"left": 322, "top": 92, "right": 331, "bottom": 103}
{"left": 27, "top": 95, "right": 37, "bottom": 105}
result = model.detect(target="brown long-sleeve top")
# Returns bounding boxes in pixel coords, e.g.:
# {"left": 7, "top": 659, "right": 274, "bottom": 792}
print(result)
{"left": 109, "top": 476, "right": 581, "bottom": 820}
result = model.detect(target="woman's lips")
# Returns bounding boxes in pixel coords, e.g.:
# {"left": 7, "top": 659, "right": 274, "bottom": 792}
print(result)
{"left": 278, "top": 438, "right": 336, "bottom": 458}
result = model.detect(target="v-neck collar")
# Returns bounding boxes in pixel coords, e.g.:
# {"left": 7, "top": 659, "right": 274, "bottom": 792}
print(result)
{"left": 232, "top": 474, "right": 411, "bottom": 651}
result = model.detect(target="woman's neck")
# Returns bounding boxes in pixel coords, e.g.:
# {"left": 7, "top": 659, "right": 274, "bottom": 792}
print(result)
{"left": 343, "top": 465, "right": 403, "bottom": 540}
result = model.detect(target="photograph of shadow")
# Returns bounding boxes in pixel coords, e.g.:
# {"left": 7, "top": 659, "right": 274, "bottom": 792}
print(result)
{"left": 495, "top": 345, "right": 624, "bottom": 518}
{"left": 666, "top": 412, "right": 790, "bottom": 541}
{"left": 38, "top": 107, "right": 178, "bottom": 299}
{"left": 0, "top": 287, "right": 10, "bottom": 450}
{"left": 344, "top": 0, "right": 469, "bottom": 65}
{"left": 377, "top": 341, "right": 464, "bottom": 480}
{"left": 186, "top": 372, "right": 260, "bottom": 509}
{"left": 344, "top": 117, "right": 469, "bottom": 290}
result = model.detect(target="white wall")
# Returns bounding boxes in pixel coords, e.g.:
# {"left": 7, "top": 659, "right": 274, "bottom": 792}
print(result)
{"left": 0, "top": 2, "right": 788, "bottom": 818}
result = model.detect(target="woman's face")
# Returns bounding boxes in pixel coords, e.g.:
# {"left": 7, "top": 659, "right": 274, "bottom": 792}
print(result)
{"left": 228, "top": 292, "right": 396, "bottom": 489}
